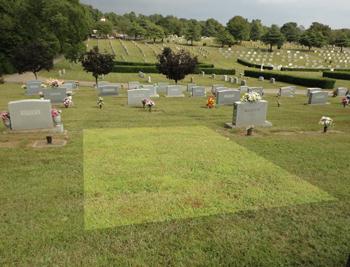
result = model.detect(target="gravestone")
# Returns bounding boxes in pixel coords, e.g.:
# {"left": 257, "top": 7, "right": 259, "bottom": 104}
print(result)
{"left": 259, "top": 76, "right": 264, "bottom": 81}
{"left": 26, "top": 81, "right": 43, "bottom": 96}
{"left": 336, "top": 87, "right": 348, "bottom": 97}
{"left": 308, "top": 91, "right": 329, "bottom": 105}
{"left": 248, "top": 87, "right": 264, "bottom": 96}
{"left": 270, "top": 78, "right": 276, "bottom": 84}
{"left": 226, "top": 100, "right": 272, "bottom": 128}
{"left": 240, "top": 86, "right": 249, "bottom": 94}
{"left": 64, "top": 81, "right": 78, "bottom": 90}
{"left": 187, "top": 83, "right": 197, "bottom": 92}
{"left": 279, "top": 86, "right": 296, "bottom": 97}
{"left": 307, "top": 88, "right": 322, "bottom": 96}
{"left": 166, "top": 86, "right": 184, "bottom": 97}
{"left": 128, "top": 89, "right": 152, "bottom": 107}
{"left": 128, "top": 81, "right": 140, "bottom": 90}
{"left": 98, "top": 84, "right": 120, "bottom": 96}
{"left": 191, "top": 86, "right": 206, "bottom": 97}
{"left": 223, "top": 75, "right": 228, "bottom": 82}
{"left": 97, "top": 81, "right": 109, "bottom": 88}
{"left": 141, "top": 85, "right": 159, "bottom": 97}
{"left": 212, "top": 84, "right": 224, "bottom": 95}
{"left": 138, "top": 71, "right": 145, "bottom": 78}
{"left": 43, "top": 88, "right": 67, "bottom": 103}
{"left": 216, "top": 89, "right": 240, "bottom": 105}
{"left": 8, "top": 100, "right": 54, "bottom": 131}
{"left": 157, "top": 82, "right": 169, "bottom": 94}
{"left": 241, "top": 80, "right": 247, "bottom": 86}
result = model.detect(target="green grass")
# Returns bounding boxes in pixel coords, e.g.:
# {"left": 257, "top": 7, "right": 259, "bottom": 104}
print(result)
{"left": 1, "top": 69, "right": 350, "bottom": 265}
{"left": 84, "top": 126, "right": 333, "bottom": 230}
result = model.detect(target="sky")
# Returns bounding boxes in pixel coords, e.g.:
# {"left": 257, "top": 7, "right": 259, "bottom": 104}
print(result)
{"left": 80, "top": 0, "right": 350, "bottom": 29}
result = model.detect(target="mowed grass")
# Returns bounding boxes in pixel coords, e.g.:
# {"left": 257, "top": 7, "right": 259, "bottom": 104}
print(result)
{"left": 84, "top": 126, "right": 333, "bottom": 229}
{"left": 0, "top": 83, "right": 350, "bottom": 266}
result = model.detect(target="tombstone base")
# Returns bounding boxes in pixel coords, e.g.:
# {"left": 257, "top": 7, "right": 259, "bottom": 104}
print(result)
{"left": 150, "top": 94, "right": 160, "bottom": 98}
{"left": 32, "top": 139, "right": 67, "bottom": 148}
{"left": 225, "top": 121, "right": 272, "bottom": 129}
{"left": 5, "top": 125, "right": 65, "bottom": 134}
{"left": 307, "top": 102, "right": 331, "bottom": 105}
{"left": 166, "top": 94, "right": 185, "bottom": 98}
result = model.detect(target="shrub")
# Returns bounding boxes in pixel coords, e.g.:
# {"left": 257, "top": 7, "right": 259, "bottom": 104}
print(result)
{"left": 237, "top": 58, "right": 273, "bottom": 70}
{"left": 196, "top": 68, "right": 235, "bottom": 75}
{"left": 114, "top": 61, "right": 156, "bottom": 66}
{"left": 112, "top": 65, "right": 159, "bottom": 73}
{"left": 244, "top": 70, "right": 336, "bottom": 89}
{"left": 323, "top": 71, "right": 350, "bottom": 80}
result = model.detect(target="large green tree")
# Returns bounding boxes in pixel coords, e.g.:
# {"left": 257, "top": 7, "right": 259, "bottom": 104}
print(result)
{"left": 299, "top": 30, "right": 326, "bottom": 50}
{"left": 216, "top": 30, "right": 236, "bottom": 47}
{"left": 202, "top": 18, "right": 225, "bottom": 37}
{"left": 157, "top": 47, "right": 198, "bottom": 84}
{"left": 331, "top": 31, "right": 350, "bottom": 52}
{"left": 13, "top": 42, "right": 55, "bottom": 79}
{"left": 80, "top": 46, "right": 114, "bottom": 86}
{"left": 226, "top": 16, "right": 250, "bottom": 42}
{"left": 250, "top": 19, "right": 264, "bottom": 41}
{"left": 184, "top": 20, "right": 202, "bottom": 46}
{"left": 281, "top": 22, "right": 302, "bottom": 43}
{"left": 262, "top": 25, "right": 285, "bottom": 52}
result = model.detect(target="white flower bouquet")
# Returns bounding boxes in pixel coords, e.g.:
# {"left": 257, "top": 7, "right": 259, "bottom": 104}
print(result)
{"left": 319, "top": 116, "right": 333, "bottom": 133}
{"left": 241, "top": 92, "right": 262, "bottom": 103}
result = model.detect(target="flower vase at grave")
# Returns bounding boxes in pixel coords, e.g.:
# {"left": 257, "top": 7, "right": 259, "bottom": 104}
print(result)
{"left": 323, "top": 126, "right": 328, "bottom": 133}
{"left": 53, "top": 115, "right": 61, "bottom": 125}
{"left": 247, "top": 127, "right": 254, "bottom": 136}
{"left": 46, "top": 136, "right": 53, "bottom": 144}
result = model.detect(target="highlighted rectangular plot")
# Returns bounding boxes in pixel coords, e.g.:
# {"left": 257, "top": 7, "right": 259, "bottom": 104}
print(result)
{"left": 84, "top": 126, "right": 334, "bottom": 230}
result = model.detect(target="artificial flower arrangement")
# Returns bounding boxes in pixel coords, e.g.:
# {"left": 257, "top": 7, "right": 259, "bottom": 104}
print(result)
{"left": 241, "top": 92, "right": 262, "bottom": 103}
{"left": 46, "top": 78, "right": 64, "bottom": 88}
{"left": 0, "top": 111, "right": 11, "bottom": 128}
{"left": 51, "top": 109, "right": 62, "bottom": 125}
{"left": 63, "top": 96, "right": 73, "bottom": 108}
{"left": 319, "top": 116, "right": 334, "bottom": 133}
{"left": 206, "top": 96, "right": 215, "bottom": 109}
{"left": 342, "top": 96, "right": 350, "bottom": 107}
{"left": 97, "top": 97, "right": 104, "bottom": 109}
{"left": 39, "top": 92, "right": 44, "bottom": 100}
{"left": 142, "top": 98, "right": 155, "bottom": 112}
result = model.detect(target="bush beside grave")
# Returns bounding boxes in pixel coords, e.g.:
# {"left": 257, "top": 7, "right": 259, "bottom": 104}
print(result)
{"left": 195, "top": 68, "right": 235, "bottom": 75}
{"left": 112, "top": 65, "right": 160, "bottom": 73}
{"left": 282, "top": 67, "right": 350, "bottom": 72}
{"left": 112, "top": 64, "right": 234, "bottom": 75}
{"left": 114, "top": 61, "right": 214, "bottom": 69}
{"left": 237, "top": 58, "right": 274, "bottom": 70}
{"left": 322, "top": 71, "right": 350, "bottom": 80}
{"left": 244, "top": 70, "right": 336, "bottom": 89}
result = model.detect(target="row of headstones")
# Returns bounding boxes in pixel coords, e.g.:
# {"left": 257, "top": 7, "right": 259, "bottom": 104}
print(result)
{"left": 307, "top": 87, "right": 348, "bottom": 105}
{"left": 25, "top": 80, "right": 78, "bottom": 100}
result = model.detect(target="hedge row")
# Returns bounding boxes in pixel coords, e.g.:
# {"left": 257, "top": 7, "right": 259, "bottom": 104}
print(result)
{"left": 113, "top": 61, "right": 214, "bottom": 68}
{"left": 196, "top": 68, "right": 235, "bottom": 75}
{"left": 281, "top": 67, "right": 350, "bottom": 72}
{"left": 112, "top": 65, "right": 235, "bottom": 75}
{"left": 237, "top": 58, "right": 274, "bottom": 70}
{"left": 323, "top": 71, "right": 350, "bottom": 80}
{"left": 114, "top": 61, "right": 156, "bottom": 66}
{"left": 112, "top": 65, "right": 159, "bottom": 73}
{"left": 244, "top": 70, "right": 336, "bottom": 89}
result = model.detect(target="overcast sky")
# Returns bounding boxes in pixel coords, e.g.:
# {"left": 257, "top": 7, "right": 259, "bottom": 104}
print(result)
{"left": 81, "top": 0, "right": 350, "bottom": 29}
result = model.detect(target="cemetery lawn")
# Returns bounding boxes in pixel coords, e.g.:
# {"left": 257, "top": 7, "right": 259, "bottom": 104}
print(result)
{"left": 84, "top": 126, "right": 333, "bottom": 229}
{"left": 0, "top": 83, "right": 350, "bottom": 266}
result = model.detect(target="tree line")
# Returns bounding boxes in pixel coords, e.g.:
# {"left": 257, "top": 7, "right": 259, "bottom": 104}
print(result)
{"left": 1, "top": 0, "right": 350, "bottom": 76}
